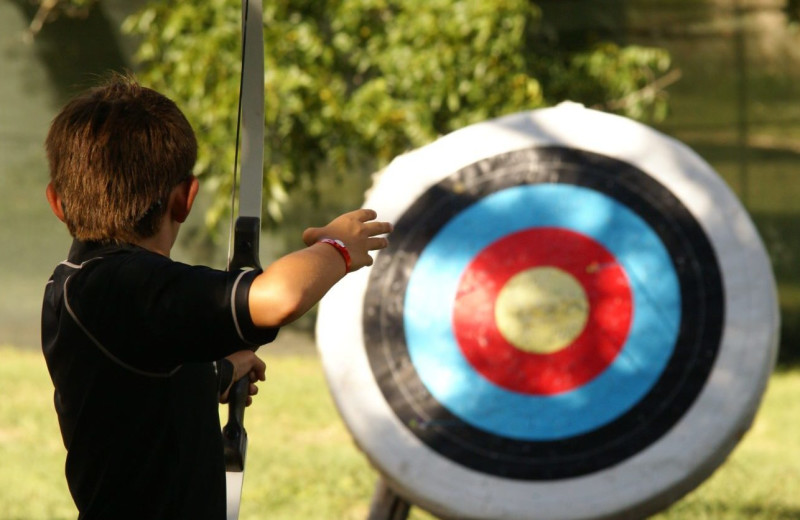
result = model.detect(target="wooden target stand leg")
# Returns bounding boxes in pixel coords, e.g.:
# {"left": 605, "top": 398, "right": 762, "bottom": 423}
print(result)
{"left": 367, "top": 478, "right": 411, "bottom": 520}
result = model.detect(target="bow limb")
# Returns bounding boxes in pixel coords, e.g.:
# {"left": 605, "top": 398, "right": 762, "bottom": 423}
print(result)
{"left": 223, "top": 0, "right": 264, "bottom": 518}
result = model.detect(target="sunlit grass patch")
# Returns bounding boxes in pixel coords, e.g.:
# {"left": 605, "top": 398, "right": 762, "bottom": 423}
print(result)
{"left": 1, "top": 346, "right": 797, "bottom": 519}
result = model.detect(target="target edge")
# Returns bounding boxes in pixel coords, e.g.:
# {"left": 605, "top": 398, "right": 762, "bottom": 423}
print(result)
{"left": 317, "top": 106, "right": 779, "bottom": 520}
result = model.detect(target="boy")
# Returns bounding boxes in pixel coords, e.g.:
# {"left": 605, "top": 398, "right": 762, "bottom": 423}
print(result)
{"left": 42, "top": 75, "right": 391, "bottom": 519}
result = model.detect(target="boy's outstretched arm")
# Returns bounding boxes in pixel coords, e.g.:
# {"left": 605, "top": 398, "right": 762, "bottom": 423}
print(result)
{"left": 248, "top": 209, "right": 392, "bottom": 328}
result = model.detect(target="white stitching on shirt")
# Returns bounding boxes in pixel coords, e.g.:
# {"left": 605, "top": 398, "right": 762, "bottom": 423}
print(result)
{"left": 61, "top": 270, "right": 181, "bottom": 379}
{"left": 60, "top": 257, "right": 101, "bottom": 269}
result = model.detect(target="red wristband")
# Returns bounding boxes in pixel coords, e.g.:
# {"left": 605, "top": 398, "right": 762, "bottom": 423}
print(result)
{"left": 318, "top": 238, "right": 351, "bottom": 272}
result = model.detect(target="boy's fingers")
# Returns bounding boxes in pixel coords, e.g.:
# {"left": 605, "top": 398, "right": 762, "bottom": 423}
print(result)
{"left": 363, "top": 221, "right": 393, "bottom": 237}
{"left": 253, "top": 357, "right": 266, "bottom": 380}
{"left": 356, "top": 208, "right": 378, "bottom": 222}
{"left": 366, "top": 237, "right": 389, "bottom": 251}
{"left": 248, "top": 367, "right": 265, "bottom": 382}
{"left": 302, "top": 226, "right": 321, "bottom": 246}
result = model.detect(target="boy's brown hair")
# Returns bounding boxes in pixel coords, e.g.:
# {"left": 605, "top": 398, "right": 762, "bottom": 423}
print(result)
{"left": 46, "top": 74, "right": 197, "bottom": 243}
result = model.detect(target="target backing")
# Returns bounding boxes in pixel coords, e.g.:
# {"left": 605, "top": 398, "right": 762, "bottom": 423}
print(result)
{"left": 316, "top": 104, "right": 779, "bottom": 520}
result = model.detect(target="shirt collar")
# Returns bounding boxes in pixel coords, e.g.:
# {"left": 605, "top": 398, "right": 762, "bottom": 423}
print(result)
{"left": 67, "top": 239, "right": 145, "bottom": 264}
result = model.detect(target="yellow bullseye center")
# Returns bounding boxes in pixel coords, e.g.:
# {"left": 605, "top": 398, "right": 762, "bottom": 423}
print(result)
{"left": 494, "top": 267, "right": 590, "bottom": 354}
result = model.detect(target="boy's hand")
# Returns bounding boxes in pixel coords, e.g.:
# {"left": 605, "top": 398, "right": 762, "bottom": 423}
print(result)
{"left": 302, "top": 209, "right": 393, "bottom": 272}
{"left": 220, "top": 350, "right": 266, "bottom": 406}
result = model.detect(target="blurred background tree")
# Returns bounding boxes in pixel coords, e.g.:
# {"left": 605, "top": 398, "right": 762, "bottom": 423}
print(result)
{"left": 23, "top": 0, "right": 96, "bottom": 39}
{"left": 15, "top": 0, "right": 800, "bottom": 366}
{"left": 118, "top": 0, "right": 673, "bottom": 233}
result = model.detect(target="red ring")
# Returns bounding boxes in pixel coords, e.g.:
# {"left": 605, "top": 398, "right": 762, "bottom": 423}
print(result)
{"left": 452, "top": 228, "right": 632, "bottom": 395}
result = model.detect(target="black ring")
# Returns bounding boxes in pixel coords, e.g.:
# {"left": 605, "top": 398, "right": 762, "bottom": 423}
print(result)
{"left": 364, "top": 146, "right": 724, "bottom": 480}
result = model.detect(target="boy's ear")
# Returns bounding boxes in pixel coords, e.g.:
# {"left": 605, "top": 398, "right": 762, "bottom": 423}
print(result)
{"left": 46, "top": 183, "right": 66, "bottom": 222}
{"left": 170, "top": 176, "right": 199, "bottom": 224}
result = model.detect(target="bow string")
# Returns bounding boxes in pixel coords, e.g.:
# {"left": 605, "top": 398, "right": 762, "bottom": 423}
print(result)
{"left": 222, "top": 0, "right": 264, "bottom": 518}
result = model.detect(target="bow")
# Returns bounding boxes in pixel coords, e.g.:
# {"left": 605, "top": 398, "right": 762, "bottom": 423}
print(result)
{"left": 222, "top": 0, "right": 264, "bottom": 519}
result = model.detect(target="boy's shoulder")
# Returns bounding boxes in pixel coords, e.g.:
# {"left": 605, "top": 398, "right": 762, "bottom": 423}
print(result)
{"left": 50, "top": 240, "right": 204, "bottom": 305}
{"left": 57, "top": 240, "right": 207, "bottom": 279}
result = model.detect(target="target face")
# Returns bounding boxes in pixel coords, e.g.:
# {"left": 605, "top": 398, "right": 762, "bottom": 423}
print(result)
{"left": 365, "top": 146, "right": 720, "bottom": 477}
{"left": 317, "top": 106, "right": 778, "bottom": 520}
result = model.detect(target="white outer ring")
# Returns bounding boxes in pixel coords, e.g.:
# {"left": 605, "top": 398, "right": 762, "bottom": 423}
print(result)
{"left": 316, "top": 104, "right": 779, "bottom": 520}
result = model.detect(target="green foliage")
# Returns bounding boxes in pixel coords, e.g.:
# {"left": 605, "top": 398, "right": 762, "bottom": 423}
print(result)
{"left": 555, "top": 43, "right": 673, "bottom": 121}
{"left": 123, "top": 0, "right": 673, "bottom": 227}
{"left": 330, "top": 0, "right": 546, "bottom": 158}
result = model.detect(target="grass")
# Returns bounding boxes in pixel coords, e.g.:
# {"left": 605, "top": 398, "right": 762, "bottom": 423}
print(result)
{"left": 1, "top": 346, "right": 798, "bottom": 520}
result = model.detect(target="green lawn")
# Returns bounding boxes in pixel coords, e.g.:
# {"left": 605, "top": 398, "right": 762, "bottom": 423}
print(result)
{"left": 1, "top": 346, "right": 798, "bottom": 520}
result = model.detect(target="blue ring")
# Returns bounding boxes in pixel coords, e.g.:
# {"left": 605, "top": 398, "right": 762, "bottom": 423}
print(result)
{"left": 404, "top": 184, "right": 681, "bottom": 440}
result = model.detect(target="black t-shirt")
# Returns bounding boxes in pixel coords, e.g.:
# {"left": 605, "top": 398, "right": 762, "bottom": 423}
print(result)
{"left": 41, "top": 240, "right": 278, "bottom": 520}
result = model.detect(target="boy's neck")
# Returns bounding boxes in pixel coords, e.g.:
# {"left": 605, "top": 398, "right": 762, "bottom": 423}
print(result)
{"left": 134, "top": 220, "right": 179, "bottom": 258}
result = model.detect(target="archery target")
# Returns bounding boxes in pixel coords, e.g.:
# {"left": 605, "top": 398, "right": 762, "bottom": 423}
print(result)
{"left": 316, "top": 105, "right": 779, "bottom": 520}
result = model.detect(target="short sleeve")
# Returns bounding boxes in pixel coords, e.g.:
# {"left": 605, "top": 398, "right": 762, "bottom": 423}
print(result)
{"left": 230, "top": 269, "right": 280, "bottom": 346}
{"left": 65, "top": 250, "right": 279, "bottom": 373}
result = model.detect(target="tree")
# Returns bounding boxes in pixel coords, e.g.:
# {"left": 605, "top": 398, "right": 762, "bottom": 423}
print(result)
{"left": 23, "top": 0, "right": 96, "bottom": 39}
{"left": 122, "top": 0, "right": 672, "bottom": 230}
